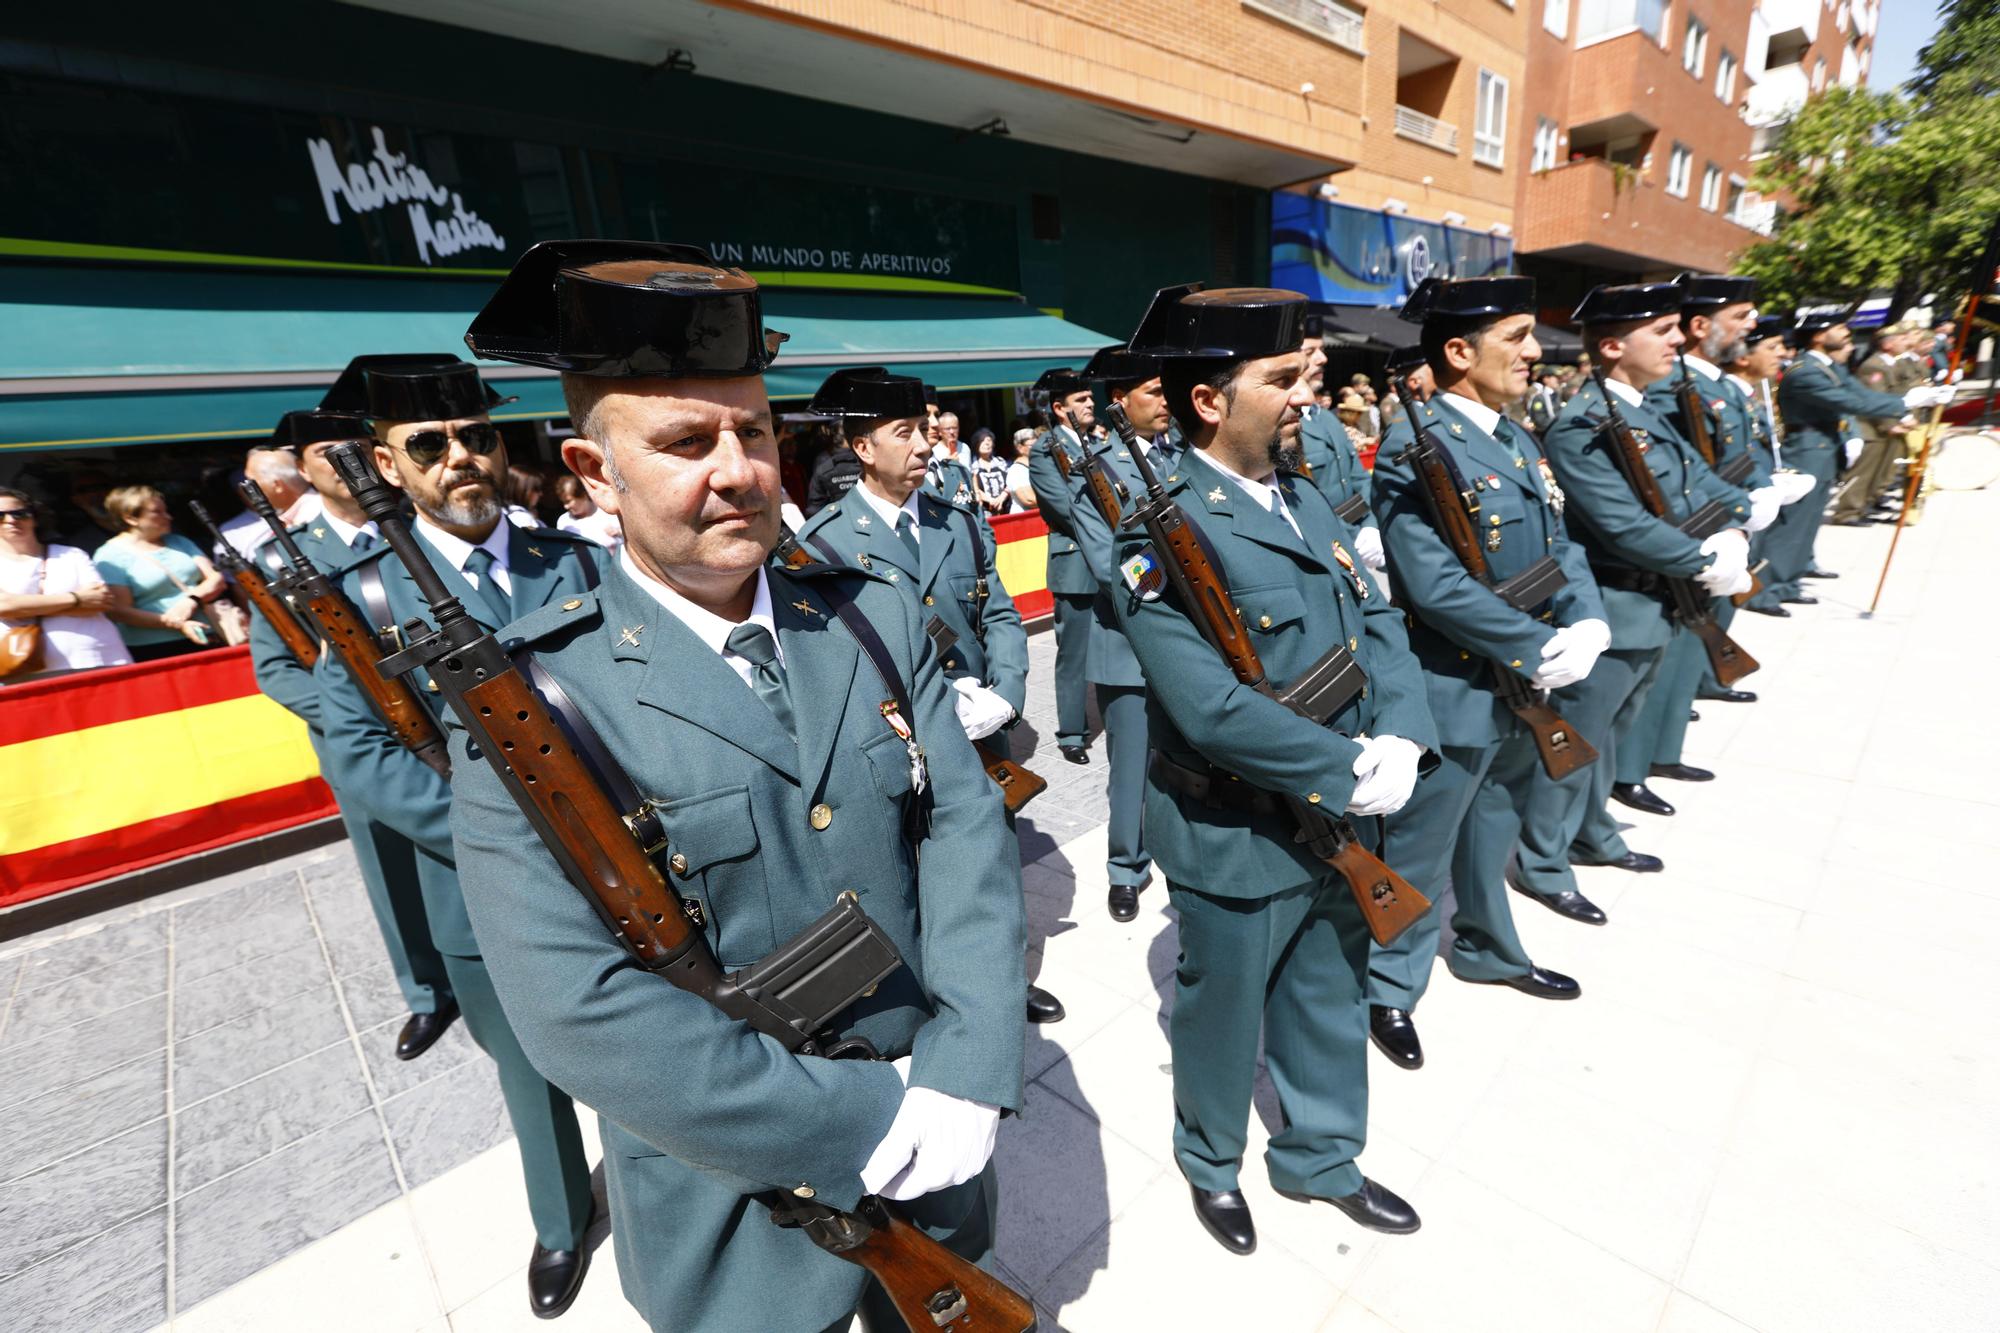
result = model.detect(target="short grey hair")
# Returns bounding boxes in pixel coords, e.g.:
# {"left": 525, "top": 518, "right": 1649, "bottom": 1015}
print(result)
{"left": 560, "top": 373, "right": 626, "bottom": 492}
{"left": 244, "top": 447, "right": 306, "bottom": 488}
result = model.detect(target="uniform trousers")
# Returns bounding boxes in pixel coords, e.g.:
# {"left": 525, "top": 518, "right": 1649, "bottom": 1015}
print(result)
{"left": 1831, "top": 433, "right": 1901, "bottom": 522}
{"left": 1050, "top": 593, "right": 1094, "bottom": 748}
{"left": 813, "top": 1167, "right": 998, "bottom": 1333}
{"left": 1167, "top": 876, "right": 1373, "bottom": 1199}
{"left": 333, "top": 796, "right": 453, "bottom": 1016}
{"left": 1747, "top": 451, "right": 1836, "bottom": 608}
{"left": 1369, "top": 734, "right": 1539, "bottom": 1011}
{"left": 1097, "top": 685, "right": 1152, "bottom": 890}
{"left": 1621, "top": 624, "right": 1703, "bottom": 778}
{"left": 1514, "top": 645, "right": 1666, "bottom": 899}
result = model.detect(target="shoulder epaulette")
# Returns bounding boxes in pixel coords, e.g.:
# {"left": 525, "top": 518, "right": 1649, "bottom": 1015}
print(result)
{"left": 501, "top": 590, "right": 602, "bottom": 648}
{"left": 328, "top": 540, "right": 394, "bottom": 578}
{"left": 523, "top": 525, "right": 592, "bottom": 546}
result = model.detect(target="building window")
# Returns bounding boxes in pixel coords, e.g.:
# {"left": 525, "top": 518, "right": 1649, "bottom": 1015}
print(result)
{"left": 1700, "top": 163, "right": 1723, "bottom": 210}
{"left": 1543, "top": 0, "right": 1570, "bottom": 38}
{"left": 1241, "top": 0, "right": 1368, "bottom": 55}
{"left": 1682, "top": 16, "right": 1707, "bottom": 74}
{"left": 1474, "top": 70, "right": 1509, "bottom": 167}
{"left": 1532, "top": 117, "right": 1561, "bottom": 170}
{"left": 1812, "top": 57, "right": 1827, "bottom": 90}
{"left": 1667, "top": 142, "right": 1693, "bottom": 196}
{"left": 1716, "top": 49, "right": 1737, "bottom": 101}
{"left": 1725, "top": 177, "right": 1746, "bottom": 220}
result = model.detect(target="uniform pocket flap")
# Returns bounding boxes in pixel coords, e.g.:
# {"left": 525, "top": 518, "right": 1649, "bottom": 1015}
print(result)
{"left": 656, "top": 785, "right": 758, "bottom": 874}
{"left": 1240, "top": 584, "right": 1307, "bottom": 631}
{"left": 860, "top": 727, "right": 914, "bottom": 798}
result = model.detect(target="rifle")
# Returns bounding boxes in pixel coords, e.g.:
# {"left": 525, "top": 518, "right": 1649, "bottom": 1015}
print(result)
{"left": 1392, "top": 402, "right": 1597, "bottom": 781}
{"left": 1587, "top": 370, "right": 1758, "bottom": 685}
{"left": 1038, "top": 392, "right": 1127, "bottom": 528}
{"left": 1674, "top": 356, "right": 1751, "bottom": 486}
{"left": 1105, "top": 402, "right": 1429, "bottom": 946}
{"left": 238, "top": 477, "right": 452, "bottom": 779}
{"left": 329, "top": 444, "right": 1035, "bottom": 1333}
{"left": 190, "top": 500, "right": 321, "bottom": 667}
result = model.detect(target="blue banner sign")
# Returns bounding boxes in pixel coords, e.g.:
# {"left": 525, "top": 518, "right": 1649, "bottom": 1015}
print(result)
{"left": 1271, "top": 193, "right": 1514, "bottom": 306}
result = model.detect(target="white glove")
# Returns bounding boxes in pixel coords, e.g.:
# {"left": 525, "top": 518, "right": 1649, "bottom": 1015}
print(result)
{"left": 1771, "top": 471, "right": 1817, "bottom": 504}
{"left": 1904, "top": 383, "right": 1953, "bottom": 410}
{"left": 1346, "top": 735, "right": 1423, "bottom": 817}
{"left": 1531, "top": 617, "right": 1609, "bottom": 690}
{"left": 1746, "top": 486, "right": 1782, "bottom": 532}
{"left": 859, "top": 1057, "right": 1001, "bottom": 1201}
{"left": 1696, "top": 530, "right": 1752, "bottom": 596}
{"left": 950, "top": 677, "right": 1015, "bottom": 741}
{"left": 1843, "top": 438, "right": 1864, "bottom": 467}
{"left": 1353, "top": 524, "right": 1387, "bottom": 572}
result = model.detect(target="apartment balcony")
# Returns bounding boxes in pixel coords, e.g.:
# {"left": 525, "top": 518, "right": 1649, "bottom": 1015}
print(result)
{"left": 1516, "top": 156, "right": 1764, "bottom": 273}
{"left": 1244, "top": 0, "right": 1367, "bottom": 54}
{"left": 1757, "top": 0, "right": 1820, "bottom": 53}
{"left": 1744, "top": 64, "right": 1809, "bottom": 128}
{"left": 1394, "top": 105, "right": 1460, "bottom": 154}
{"left": 1566, "top": 28, "right": 1677, "bottom": 137}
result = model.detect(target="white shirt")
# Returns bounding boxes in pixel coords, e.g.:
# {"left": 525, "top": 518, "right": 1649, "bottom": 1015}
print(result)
{"left": 1441, "top": 389, "right": 1504, "bottom": 436}
{"left": 1004, "top": 460, "right": 1033, "bottom": 507}
{"left": 219, "top": 492, "right": 324, "bottom": 560}
{"left": 854, "top": 483, "right": 923, "bottom": 545}
{"left": 414, "top": 516, "right": 512, "bottom": 597}
{"left": 1683, "top": 353, "right": 1723, "bottom": 382}
{"left": 1807, "top": 349, "right": 1834, "bottom": 368}
{"left": 618, "top": 549, "right": 780, "bottom": 688}
{"left": 317, "top": 508, "right": 379, "bottom": 550}
{"left": 1601, "top": 377, "right": 1645, "bottom": 408}
{"left": 557, "top": 507, "right": 622, "bottom": 549}
{"left": 0, "top": 545, "right": 131, "bottom": 673}
{"left": 1201, "top": 452, "right": 1301, "bottom": 538}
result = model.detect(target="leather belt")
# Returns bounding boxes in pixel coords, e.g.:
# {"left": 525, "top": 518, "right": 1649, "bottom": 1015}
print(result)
{"left": 1590, "top": 565, "right": 1667, "bottom": 595}
{"left": 1151, "top": 753, "right": 1281, "bottom": 814}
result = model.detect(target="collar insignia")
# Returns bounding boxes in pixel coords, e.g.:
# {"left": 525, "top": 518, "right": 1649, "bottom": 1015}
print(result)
{"left": 1207, "top": 487, "right": 1227, "bottom": 505}
{"left": 616, "top": 624, "right": 644, "bottom": 647}
{"left": 1448, "top": 423, "right": 1463, "bottom": 435}
{"left": 854, "top": 513, "right": 873, "bottom": 528}
{"left": 528, "top": 546, "right": 544, "bottom": 558}
{"left": 791, "top": 599, "right": 820, "bottom": 618}
{"left": 312, "top": 527, "right": 326, "bottom": 539}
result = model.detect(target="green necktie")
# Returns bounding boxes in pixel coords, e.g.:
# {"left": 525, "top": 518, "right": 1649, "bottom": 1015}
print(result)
{"left": 724, "top": 622, "right": 795, "bottom": 742}
{"left": 462, "top": 547, "right": 514, "bottom": 628}
{"left": 895, "top": 510, "right": 921, "bottom": 564}
{"left": 1493, "top": 416, "right": 1527, "bottom": 464}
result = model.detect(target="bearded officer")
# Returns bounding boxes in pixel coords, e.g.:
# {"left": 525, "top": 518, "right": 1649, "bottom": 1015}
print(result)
{"left": 1025, "top": 366, "right": 1101, "bottom": 765}
{"left": 1363, "top": 277, "right": 1605, "bottom": 1071}
{"left": 313, "top": 354, "right": 603, "bottom": 1318}
{"left": 451, "top": 242, "right": 1026, "bottom": 1333}
{"left": 246, "top": 409, "right": 458, "bottom": 1062}
{"left": 1110, "top": 283, "right": 1436, "bottom": 1254}
{"left": 793, "top": 365, "right": 1062, "bottom": 1026}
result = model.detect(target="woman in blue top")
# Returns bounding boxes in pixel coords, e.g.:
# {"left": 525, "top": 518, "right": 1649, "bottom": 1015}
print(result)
{"left": 94, "top": 485, "right": 228, "bottom": 662}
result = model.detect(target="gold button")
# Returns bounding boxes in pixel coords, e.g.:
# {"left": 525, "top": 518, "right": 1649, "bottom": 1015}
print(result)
{"left": 923, "top": 595, "right": 935, "bottom": 605}
{"left": 1490, "top": 515, "right": 1502, "bottom": 525}
{"left": 1349, "top": 637, "right": 1358, "bottom": 651}
{"left": 425, "top": 680, "right": 439, "bottom": 692}
{"left": 669, "top": 852, "right": 689, "bottom": 876}
{"left": 1307, "top": 792, "right": 1321, "bottom": 804}
{"left": 1511, "top": 659, "right": 1523, "bottom": 668}
{"left": 562, "top": 599, "right": 582, "bottom": 611}
{"left": 1258, "top": 615, "right": 1272, "bottom": 629}
{"left": 810, "top": 804, "right": 833, "bottom": 831}
{"left": 1459, "top": 650, "right": 1471, "bottom": 660}
{"left": 793, "top": 1184, "right": 815, "bottom": 1199}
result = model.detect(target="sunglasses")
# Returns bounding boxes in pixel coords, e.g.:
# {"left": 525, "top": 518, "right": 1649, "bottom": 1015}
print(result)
{"left": 399, "top": 421, "right": 502, "bottom": 468}
{"left": 0, "top": 509, "right": 34, "bottom": 521}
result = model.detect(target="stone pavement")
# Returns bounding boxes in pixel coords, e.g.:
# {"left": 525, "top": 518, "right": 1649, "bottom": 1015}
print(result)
{"left": 2, "top": 485, "right": 1997, "bottom": 1333}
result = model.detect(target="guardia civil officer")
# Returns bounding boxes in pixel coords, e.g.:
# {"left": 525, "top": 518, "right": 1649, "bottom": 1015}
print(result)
{"left": 1296, "top": 314, "right": 1387, "bottom": 579}
{"left": 793, "top": 366, "right": 1063, "bottom": 1025}
{"left": 1364, "top": 276, "right": 1605, "bottom": 1070}
{"left": 1109, "top": 284, "right": 1437, "bottom": 1254}
{"left": 453, "top": 242, "right": 1026, "bottom": 1333}
{"left": 312, "top": 354, "right": 602, "bottom": 1317}
{"left": 245, "top": 409, "right": 458, "bottom": 1062}
{"left": 1512, "top": 284, "right": 1751, "bottom": 916}
{"left": 1024, "top": 366, "right": 1101, "bottom": 764}
{"left": 1064, "top": 344, "right": 1181, "bottom": 920}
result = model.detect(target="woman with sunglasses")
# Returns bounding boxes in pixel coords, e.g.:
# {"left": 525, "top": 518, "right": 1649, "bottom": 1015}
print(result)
{"left": 93, "top": 484, "right": 229, "bottom": 661}
{"left": 0, "top": 486, "right": 132, "bottom": 679}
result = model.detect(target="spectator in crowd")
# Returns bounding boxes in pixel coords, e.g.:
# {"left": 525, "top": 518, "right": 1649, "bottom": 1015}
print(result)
{"left": 94, "top": 485, "right": 230, "bottom": 661}
{"left": 504, "top": 463, "right": 545, "bottom": 527}
{"left": 58, "top": 469, "right": 120, "bottom": 552}
{"left": 1335, "top": 387, "right": 1377, "bottom": 456}
{"left": 970, "top": 432, "right": 1012, "bottom": 515}
{"left": 217, "top": 448, "right": 318, "bottom": 559}
{"left": 0, "top": 485, "right": 131, "bottom": 680}
{"left": 1348, "top": 374, "right": 1383, "bottom": 436}
{"left": 1007, "top": 428, "right": 1038, "bottom": 510}
{"left": 939, "top": 411, "right": 971, "bottom": 470}
{"left": 1379, "top": 377, "right": 1404, "bottom": 429}
{"left": 552, "top": 473, "right": 622, "bottom": 549}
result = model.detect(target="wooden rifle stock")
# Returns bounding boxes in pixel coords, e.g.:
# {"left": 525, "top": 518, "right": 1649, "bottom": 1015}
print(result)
{"left": 190, "top": 501, "right": 321, "bottom": 667}
{"left": 1732, "top": 559, "right": 1768, "bottom": 608}
{"left": 1109, "top": 404, "right": 1429, "bottom": 945}
{"left": 1674, "top": 357, "right": 1720, "bottom": 468}
{"left": 1589, "top": 372, "right": 1759, "bottom": 686}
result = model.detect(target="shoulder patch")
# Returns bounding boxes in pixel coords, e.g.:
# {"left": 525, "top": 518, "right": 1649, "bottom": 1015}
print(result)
{"left": 1118, "top": 544, "right": 1165, "bottom": 601}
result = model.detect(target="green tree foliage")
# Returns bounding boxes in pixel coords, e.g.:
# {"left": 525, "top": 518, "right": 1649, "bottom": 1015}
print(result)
{"left": 1736, "top": 0, "right": 2000, "bottom": 312}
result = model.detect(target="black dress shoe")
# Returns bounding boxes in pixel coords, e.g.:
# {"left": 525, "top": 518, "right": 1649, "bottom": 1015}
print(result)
{"left": 1742, "top": 604, "right": 1791, "bottom": 618}
{"left": 1026, "top": 984, "right": 1066, "bottom": 1024}
{"left": 1107, "top": 883, "right": 1141, "bottom": 922}
{"left": 1610, "top": 782, "right": 1675, "bottom": 816}
{"left": 1508, "top": 878, "right": 1608, "bottom": 925}
{"left": 1688, "top": 708, "right": 1701, "bottom": 722}
{"left": 1569, "top": 850, "right": 1664, "bottom": 873}
{"left": 1469, "top": 965, "right": 1581, "bottom": 1001}
{"left": 395, "top": 1001, "right": 459, "bottom": 1061}
{"left": 1276, "top": 1177, "right": 1421, "bottom": 1235}
{"left": 1697, "top": 688, "right": 1758, "bottom": 703}
{"left": 1801, "top": 567, "right": 1838, "bottom": 580}
{"left": 1782, "top": 593, "right": 1819, "bottom": 606}
{"left": 1058, "top": 744, "right": 1090, "bottom": 765}
{"left": 1368, "top": 1006, "right": 1424, "bottom": 1070}
{"left": 1187, "top": 1181, "right": 1257, "bottom": 1254}
{"left": 527, "top": 1230, "right": 591, "bottom": 1319}
{"left": 1649, "top": 762, "right": 1715, "bottom": 782}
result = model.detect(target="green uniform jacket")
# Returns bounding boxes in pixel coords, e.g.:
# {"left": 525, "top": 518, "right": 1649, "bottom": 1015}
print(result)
{"left": 794, "top": 489, "right": 1028, "bottom": 715}
{"left": 1647, "top": 360, "right": 1773, "bottom": 489}
{"left": 1109, "top": 448, "right": 1436, "bottom": 897}
{"left": 1068, "top": 432, "right": 1181, "bottom": 689}
{"left": 1026, "top": 425, "right": 1100, "bottom": 596}
{"left": 1370, "top": 395, "right": 1604, "bottom": 747}
{"left": 1297, "top": 407, "right": 1377, "bottom": 527}
{"left": 448, "top": 557, "right": 1026, "bottom": 1333}
{"left": 312, "top": 525, "right": 607, "bottom": 954}
{"left": 1542, "top": 380, "right": 1749, "bottom": 651}
{"left": 1776, "top": 353, "right": 1908, "bottom": 460}
{"left": 247, "top": 521, "right": 357, "bottom": 731}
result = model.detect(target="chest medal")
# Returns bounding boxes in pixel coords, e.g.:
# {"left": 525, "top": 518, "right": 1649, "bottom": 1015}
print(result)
{"left": 1330, "top": 540, "right": 1372, "bottom": 601}
{"left": 1537, "top": 458, "right": 1566, "bottom": 515}
{"left": 879, "top": 700, "right": 928, "bottom": 795}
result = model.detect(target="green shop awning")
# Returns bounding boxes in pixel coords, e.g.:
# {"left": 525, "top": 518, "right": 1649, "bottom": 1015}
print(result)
{"left": 0, "top": 266, "right": 1110, "bottom": 452}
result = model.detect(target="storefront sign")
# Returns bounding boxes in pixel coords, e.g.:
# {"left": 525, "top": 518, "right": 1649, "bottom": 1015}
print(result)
{"left": 1271, "top": 194, "right": 1513, "bottom": 306}
{"left": 305, "top": 126, "right": 508, "bottom": 266}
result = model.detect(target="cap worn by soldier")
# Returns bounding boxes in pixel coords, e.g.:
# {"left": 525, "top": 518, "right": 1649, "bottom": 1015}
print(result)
{"left": 271, "top": 409, "right": 371, "bottom": 448}
{"left": 1743, "top": 314, "right": 1789, "bottom": 349}
{"left": 808, "top": 367, "right": 926, "bottom": 425}
{"left": 1570, "top": 282, "right": 1684, "bottom": 329}
{"left": 1033, "top": 366, "right": 1091, "bottom": 399}
{"left": 1385, "top": 344, "right": 1428, "bottom": 377}
{"left": 1397, "top": 275, "right": 1536, "bottom": 326}
{"left": 1080, "top": 344, "right": 1162, "bottom": 390}
{"left": 1670, "top": 272, "right": 1757, "bottom": 313}
{"left": 321, "top": 353, "right": 515, "bottom": 424}
{"left": 1126, "top": 282, "right": 1309, "bottom": 427}
{"left": 1791, "top": 304, "right": 1852, "bottom": 337}
{"left": 464, "top": 240, "right": 786, "bottom": 380}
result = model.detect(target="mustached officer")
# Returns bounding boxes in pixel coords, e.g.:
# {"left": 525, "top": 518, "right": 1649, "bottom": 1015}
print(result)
{"left": 313, "top": 354, "right": 604, "bottom": 1318}
{"left": 793, "top": 366, "right": 1063, "bottom": 1026}
{"left": 1513, "top": 284, "right": 1750, "bottom": 915}
{"left": 1109, "top": 283, "right": 1437, "bottom": 1255}
{"left": 1364, "top": 276, "right": 1605, "bottom": 1071}
{"left": 245, "top": 409, "right": 458, "bottom": 1062}
{"left": 451, "top": 242, "right": 1026, "bottom": 1333}
{"left": 1066, "top": 344, "right": 1181, "bottom": 920}
{"left": 1025, "top": 366, "right": 1101, "bottom": 765}
{"left": 1296, "top": 312, "right": 1387, "bottom": 579}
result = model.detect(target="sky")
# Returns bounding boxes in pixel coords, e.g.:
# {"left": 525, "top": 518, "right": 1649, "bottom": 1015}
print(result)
{"left": 1868, "top": 0, "right": 1947, "bottom": 90}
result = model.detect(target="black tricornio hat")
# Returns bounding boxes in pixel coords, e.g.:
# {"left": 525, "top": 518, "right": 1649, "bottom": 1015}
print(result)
{"left": 464, "top": 240, "right": 784, "bottom": 379}
{"left": 1571, "top": 282, "right": 1683, "bottom": 326}
{"left": 1792, "top": 304, "right": 1852, "bottom": 336}
{"left": 320, "top": 354, "right": 512, "bottom": 423}
{"left": 1034, "top": 367, "right": 1092, "bottom": 398}
{"left": 1399, "top": 275, "right": 1535, "bottom": 325}
{"left": 808, "top": 367, "right": 926, "bottom": 421}
{"left": 1128, "top": 284, "right": 1308, "bottom": 361}
{"left": 1081, "top": 345, "right": 1162, "bottom": 385}
{"left": 1385, "top": 344, "right": 1428, "bottom": 376}
{"left": 1673, "top": 272, "right": 1758, "bottom": 312}
{"left": 1743, "top": 314, "right": 1789, "bottom": 348}
{"left": 271, "top": 409, "right": 371, "bottom": 448}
